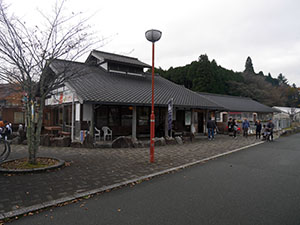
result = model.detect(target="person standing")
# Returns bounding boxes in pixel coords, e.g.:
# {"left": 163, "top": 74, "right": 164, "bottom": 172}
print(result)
{"left": 242, "top": 118, "right": 250, "bottom": 138}
{"left": 267, "top": 119, "right": 275, "bottom": 141}
{"left": 207, "top": 117, "right": 216, "bottom": 140}
{"left": 232, "top": 119, "right": 238, "bottom": 138}
{"left": 255, "top": 120, "right": 262, "bottom": 139}
{"left": 227, "top": 118, "right": 233, "bottom": 136}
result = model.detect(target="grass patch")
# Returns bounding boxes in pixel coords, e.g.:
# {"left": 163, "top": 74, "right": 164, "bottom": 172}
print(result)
{"left": 1, "top": 157, "right": 59, "bottom": 169}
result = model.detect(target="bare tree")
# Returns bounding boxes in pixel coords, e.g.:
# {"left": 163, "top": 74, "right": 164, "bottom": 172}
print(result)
{"left": 0, "top": 0, "right": 101, "bottom": 163}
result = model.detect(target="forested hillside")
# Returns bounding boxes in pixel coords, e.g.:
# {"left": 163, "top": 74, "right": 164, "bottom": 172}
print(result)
{"left": 156, "top": 55, "right": 299, "bottom": 107}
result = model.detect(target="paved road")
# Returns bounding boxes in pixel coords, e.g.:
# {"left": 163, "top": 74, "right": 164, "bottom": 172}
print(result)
{"left": 8, "top": 133, "right": 300, "bottom": 225}
{"left": 0, "top": 135, "right": 259, "bottom": 216}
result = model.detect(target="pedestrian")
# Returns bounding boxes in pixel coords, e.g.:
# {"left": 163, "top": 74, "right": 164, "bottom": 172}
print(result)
{"left": 262, "top": 125, "right": 270, "bottom": 141}
{"left": 242, "top": 118, "right": 250, "bottom": 138}
{"left": 207, "top": 117, "right": 216, "bottom": 140}
{"left": 267, "top": 119, "right": 275, "bottom": 141}
{"left": 232, "top": 119, "right": 238, "bottom": 139}
{"left": 2, "top": 121, "right": 12, "bottom": 141}
{"left": 227, "top": 118, "right": 233, "bottom": 136}
{"left": 255, "top": 120, "right": 262, "bottom": 139}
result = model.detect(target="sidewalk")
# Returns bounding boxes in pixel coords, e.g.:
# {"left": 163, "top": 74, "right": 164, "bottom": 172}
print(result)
{"left": 0, "top": 135, "right": 263, "bottom": 219}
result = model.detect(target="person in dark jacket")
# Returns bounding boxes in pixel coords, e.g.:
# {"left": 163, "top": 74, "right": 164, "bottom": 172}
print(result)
{"left": 207, "top": 117, "right": 217, "bottom": 140}
{"left": 255, "top": 120, "right": 262, "bottom": 139}
{"left": 267, "top": 119, "right": 275, "bottom": 141}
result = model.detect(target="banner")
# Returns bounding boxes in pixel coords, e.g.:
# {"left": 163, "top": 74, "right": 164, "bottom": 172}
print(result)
{"left": 168, "top": 98, "right": 173, "bottom": 131}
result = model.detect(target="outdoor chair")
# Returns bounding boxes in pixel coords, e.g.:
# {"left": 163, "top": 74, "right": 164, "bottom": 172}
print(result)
{"left": 94, "top": 127, "right": 101, "bottom": 141}
{"left": 102, "top": 126, "right": 112, "bottom": 141}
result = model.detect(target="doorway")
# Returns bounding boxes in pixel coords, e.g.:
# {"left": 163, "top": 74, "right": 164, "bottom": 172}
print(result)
{"left": 198, "top": 112, "right": 204, "bottom": 133}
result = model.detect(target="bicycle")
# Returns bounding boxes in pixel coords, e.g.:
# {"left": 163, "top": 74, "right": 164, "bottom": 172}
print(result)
{"left": 0, "top": 137, "right": 11, "bottom": 163}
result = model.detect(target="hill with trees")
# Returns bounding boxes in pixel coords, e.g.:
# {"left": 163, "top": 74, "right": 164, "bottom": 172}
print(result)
{"left": 156, "top": 55, "right": 299, "bottom": 107}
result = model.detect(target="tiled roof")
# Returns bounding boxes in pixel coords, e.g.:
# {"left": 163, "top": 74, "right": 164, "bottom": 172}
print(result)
{"left": 87, "top": 50, "right": 151, "bottom": 68}
{"left": 50, "top": 60, "right": 222, "bottom": 109}
{"left": 198, "top": 92, "right": 275, "bottom": 113}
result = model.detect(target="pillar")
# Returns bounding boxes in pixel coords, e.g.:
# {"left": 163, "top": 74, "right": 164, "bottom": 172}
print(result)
{"left": 75, "top": 103, "right": 81, "bottom": 140}
{"left": 164, "top": 109, "right": 169, "bottom": 137}
{"left": 132, "top": 106, "right": 137, "bottom": 139}
{"left": 204, "top": 110, "right": 209, "bottom": 134}
{"left": 190, "top": 110, "right": 196, "bottom": 134}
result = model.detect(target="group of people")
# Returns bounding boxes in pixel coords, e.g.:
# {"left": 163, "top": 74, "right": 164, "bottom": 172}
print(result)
{"left": 255, "top": 119, "right": 275, "bottom": 141}
{"left": 227, "top": 117, "right": 275, "bottom": 141}
{"left": 0, "top": 120, "right": 12, "bottom": 140}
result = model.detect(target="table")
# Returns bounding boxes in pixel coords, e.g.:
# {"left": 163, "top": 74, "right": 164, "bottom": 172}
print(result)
{"left": 44, "top": 126, "right": 62, "bottom": 136}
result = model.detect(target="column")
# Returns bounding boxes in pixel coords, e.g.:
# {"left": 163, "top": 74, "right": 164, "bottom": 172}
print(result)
{"left": 204, "top": 110, "right": 209, "bottom": 134}
{"left": 164, "top": 109, "right": 168, "bottom": 137}
{"left": 190, "top": 110, "right": 196, "bottom": 134}
{"left": 132, "top": 106, "right": 137, "bottom": 139}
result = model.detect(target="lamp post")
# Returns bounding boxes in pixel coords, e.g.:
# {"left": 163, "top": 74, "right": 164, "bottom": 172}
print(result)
{"left": 145, "top": 29, "right": 162, "bottom": 163}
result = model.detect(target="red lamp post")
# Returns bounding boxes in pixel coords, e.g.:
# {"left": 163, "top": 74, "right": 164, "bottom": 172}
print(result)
{"left": 145, "top": 29, "right": 162, "bottom": 163}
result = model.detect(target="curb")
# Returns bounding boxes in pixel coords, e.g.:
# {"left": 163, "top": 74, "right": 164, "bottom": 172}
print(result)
{"left": 0, "top": 158, "right": 65, "bottom": 173}
{"left": 0, "top": 141, "right": 264, "bottom": 221}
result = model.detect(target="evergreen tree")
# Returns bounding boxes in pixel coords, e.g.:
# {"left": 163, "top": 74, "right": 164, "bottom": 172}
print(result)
{"left": 277, "top": 73, "right": 288, "bottom": 85}
{"left": 265, "top": 73, "right": 279, "bottom": 86}
{"left": 244, "top": 56, "right": 255, "bottom": 74}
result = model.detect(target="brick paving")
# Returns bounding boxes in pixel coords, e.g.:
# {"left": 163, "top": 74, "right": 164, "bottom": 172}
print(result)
{"left": 0, "top": 135, "right": 263, "bottom": 216}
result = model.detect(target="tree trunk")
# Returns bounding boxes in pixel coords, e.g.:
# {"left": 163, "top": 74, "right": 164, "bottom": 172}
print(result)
{"left": 33, "top": 97, "right": 45, "bottom": 158}
{"left": 27, "top": 100, "right": 36, "bottom": 164}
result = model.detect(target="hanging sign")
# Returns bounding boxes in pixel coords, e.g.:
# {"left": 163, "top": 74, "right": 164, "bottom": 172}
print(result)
{"left": 168, "top": 98, "right": 173, "bottom": 131}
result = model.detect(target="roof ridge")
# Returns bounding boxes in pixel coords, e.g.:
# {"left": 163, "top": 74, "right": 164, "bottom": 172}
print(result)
{"left": 198, "top": 92, "right": 252, "bottom": 100}
{"left": 52, "top": 58, "right": 86, "bottom": 65}
{"left": 92, "top": 50, "right": 138, "bottom": 60}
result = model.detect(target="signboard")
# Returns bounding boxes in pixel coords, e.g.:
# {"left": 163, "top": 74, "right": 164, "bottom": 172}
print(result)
{"left": 168, "top": 98, "right": 173, "bottom": 131}
{"left": 46, "top": 88, "right": 78, "bottom": 106}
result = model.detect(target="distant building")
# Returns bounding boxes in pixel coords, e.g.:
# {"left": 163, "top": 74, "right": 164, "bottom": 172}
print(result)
{"left": 197, "top": 92, "right": 275, "bottom": 133}
{"left": 272, "top": 106, "right": 300, "bottom": 130}
{"left": 0, "top": 84, "right": 24, "bottom": 129}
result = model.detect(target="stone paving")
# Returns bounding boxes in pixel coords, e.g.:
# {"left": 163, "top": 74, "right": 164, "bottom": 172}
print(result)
{"left": 0, "top": 135, "right": 263, "bottom": 216}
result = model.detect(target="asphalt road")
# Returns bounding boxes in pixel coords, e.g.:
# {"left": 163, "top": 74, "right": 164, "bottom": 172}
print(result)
{"left": 9, "top": 134, "right": 300, "bottom": 225}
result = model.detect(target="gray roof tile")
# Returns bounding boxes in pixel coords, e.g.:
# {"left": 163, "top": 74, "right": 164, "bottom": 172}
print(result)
{"left": 50, "top": 60, "right": 222, "bottom": 109}
{"left": 87, "top": 50, "right": 151, "bottom": 68}
{"left": 198, "top": 92, "right": 274, "bottom": 113}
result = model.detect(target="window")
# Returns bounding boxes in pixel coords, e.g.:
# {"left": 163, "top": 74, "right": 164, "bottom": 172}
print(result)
{"left": 96, "top": 106, "right": 108, "bottom": 128}
{"left": 138, "top": 107, "right": 149, "bottom": 126}
{"left": 108, "top": 107, "right": 120, "bottom": 126}
{"left": 64, "top": 105, "right": 72, "bottom": 125}
{"left": 121, "top": 106, "right": 132, "bottom": 127}
{"left": 14, "top": 112, "right": 24, "bottom": 124}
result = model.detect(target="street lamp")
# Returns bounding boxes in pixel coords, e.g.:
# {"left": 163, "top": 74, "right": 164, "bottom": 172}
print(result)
{"left": 145, "top": 29, "right": 162, "bottom": 163}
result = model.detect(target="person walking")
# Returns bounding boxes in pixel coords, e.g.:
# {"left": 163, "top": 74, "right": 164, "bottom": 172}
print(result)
{"left": 242, "top": 118, "right": 250, "bottom": 138}
{"left": 232, "top": 119, "right": 238, "bottom": 139}
{"left": 227, "top": 118, "right": 233, "bottom": 136}
{"left": 255, "top": 120, "right": 262, "bottom": 139}
{"left": 267, "top": 119, "right": 275, "bottom": 141}
{"left": 207, "top": 117, "right": 217, "bottom": 140}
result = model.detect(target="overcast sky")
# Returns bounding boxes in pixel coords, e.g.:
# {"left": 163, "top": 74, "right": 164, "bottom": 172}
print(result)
{"left": 5, "top": 0, "right": 300, "bottom": 86}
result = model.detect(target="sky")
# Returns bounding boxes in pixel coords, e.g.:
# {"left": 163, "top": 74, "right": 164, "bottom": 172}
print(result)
{"left": 5, "top": 0, "right": 300, "bottom": 86}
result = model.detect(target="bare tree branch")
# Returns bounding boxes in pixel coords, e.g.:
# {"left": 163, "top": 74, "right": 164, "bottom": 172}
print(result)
{"left": 0, "top": 0, "right": 104, "bottom": 163}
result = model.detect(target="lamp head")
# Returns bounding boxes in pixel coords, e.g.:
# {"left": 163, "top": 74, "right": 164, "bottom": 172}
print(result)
{"left": 145, "top": 29, "right": 162, "bottom": 43}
